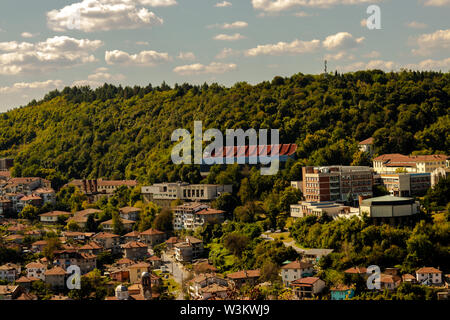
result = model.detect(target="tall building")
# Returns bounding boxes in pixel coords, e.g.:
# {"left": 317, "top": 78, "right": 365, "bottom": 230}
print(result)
{"left": 173, "top": 202, "right": 225, "bottom": 230}
{"left": 376, "top": 172, "right": 431, "bottom": 197}
{"left": 302, "top": 166, "right": 373, "bottom": 203}
{"left": 373, "top": 154, "right": 448, "bottom": 174}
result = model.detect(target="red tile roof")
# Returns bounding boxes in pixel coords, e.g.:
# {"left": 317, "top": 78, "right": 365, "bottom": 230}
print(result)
{"left": 416, "top": 267, "right": 442, "bottom": 274}
{"left": 291, "top": 276, "right": 321, "bottom": 286}
{"left": 122, "top": 241, "right": 147, "bottom": 249}
{"left": 44, "top": 266, "right": 67, "bottom": 276}
{"left": 281, "top": 260, "right": 313, "bottom": 270}
{"left": 359, "top": 137, "right": 374, "bottom": 145}
{"left": 227, "top": 270, "right": 260, "bottom": 280}
{"left": 140, "top": 228, "right": 164, "bottom": 235}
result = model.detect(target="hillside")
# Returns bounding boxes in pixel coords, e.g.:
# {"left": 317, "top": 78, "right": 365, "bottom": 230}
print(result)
{"left": 0, "top": 70, "right": 449, "bottom": 188}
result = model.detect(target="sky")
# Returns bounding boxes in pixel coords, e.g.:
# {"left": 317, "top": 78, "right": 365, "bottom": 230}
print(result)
{"left": 0, "top": 0, "right": 449, "bottom": 112}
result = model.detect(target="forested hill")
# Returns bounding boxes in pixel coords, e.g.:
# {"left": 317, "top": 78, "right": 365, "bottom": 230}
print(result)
{"left": 0, "top": 70, "right": 449, "bottom": 188}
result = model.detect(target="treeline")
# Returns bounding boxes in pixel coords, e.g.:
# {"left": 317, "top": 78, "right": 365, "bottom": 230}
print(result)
{"left": 0, "top": 70, "right": 449, "bottom": 188}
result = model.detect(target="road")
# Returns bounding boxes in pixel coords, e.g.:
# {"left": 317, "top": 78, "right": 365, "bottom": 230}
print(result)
{"left": 161, "top": 252, "right": 191, "bottom": 300}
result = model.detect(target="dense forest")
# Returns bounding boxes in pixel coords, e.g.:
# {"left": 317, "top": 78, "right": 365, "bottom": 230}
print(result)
{"left": 0, "top": 70, "right": 449, "bottom": 189}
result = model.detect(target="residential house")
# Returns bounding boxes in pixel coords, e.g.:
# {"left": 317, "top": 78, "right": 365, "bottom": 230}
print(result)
{"left": 100, "top": 218, "right": 135, "bottom": 232}
{"left": 0, "top": 264, "right": 18, "bottom": 282}
{"left": 15, "top": 276, "right": 40, "bottom": 292}
{"left": 139, "top": 228, "right": 166, "bottom": 246}
{"left": 189, "top": 273, "right": 230, "bottom": 300}
{"left": 416, "top": 267, "right": 443, "bottom": 286}
{"left": 121, "top": 241, "right": 148, "bottom": 260}
{"left": 44, "top": 267, "right": 67, "bottom": 290}
{"left": 147, "top": 256, "right": 162, "bottom": 269}
{"left": 78, "top": 242, "right": 103, "bottom": 255}
{"left": 25, "top": 262, "right": 47, "bottom": 280}
{"left": 39, "top": 211, "right": 71, "bottom": 224}
{"left": 174, "top": 236, "right": 203, "bottom": 262}
{"left": 227, "top": 270, "right": 261, "bottom": 289}
{"left": 173, "top": 202, "right": 224, "bottom": 230}
{"left": 92, "top": 232, "right": 121, "bottom": 254}
{"left": 358, "top": 137, "right": 374, "bottom": 156}
{"left": 290, "top": 277, "right": 326, "bottom": 299}
{"left": 31, "top": 240, "right": 48, "bottom": 253}
{"left": 401, "top": 273, "right": 417, "bottom": 284}
{"left": 380, "top": 274, "right": 401, "bottom": 290}
{"left": 123, "top": 230, "right": 141, "bottom": 243}
{"left": 281, "top": 260, "right": 314, "bottom": 286}
{"left": 128, "top": 262, "right": 152, "bottom": 284}
{"left": 119, "top": 207, "right": 141, "bottom": 221}
{"left": 52, "top": 250, "right": 97, "bottom": 274}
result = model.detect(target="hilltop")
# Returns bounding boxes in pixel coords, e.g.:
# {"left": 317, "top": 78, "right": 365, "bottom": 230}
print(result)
{"left": 0, "top": 70, "right": 449, "bottom": 188}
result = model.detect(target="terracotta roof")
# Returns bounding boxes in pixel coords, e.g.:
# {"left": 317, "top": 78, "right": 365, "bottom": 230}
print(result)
{"left": 124, "top": 231, "right": 141, "bottom": 237}
{"left": 34, "top": 188, "right": 55, "bottom": 194}
{"left": 26, "top": 262, "right": 46, "bottom": 269}
{"left": 380, "top": 274, "right": 401, "bottom": 284}
{"left": 93, "top": 232, "right": 119, "bottom": 239}
{"left": 44, "top": 266, "right": 67, "bottom": 276}
{"left": 122, "top": 241, "right": 147, "bottom": 249}
{"left": 402, "top": 274, "right": 416, "bottom": 281}
{"left": 291, "top": 277, "right": 321, "bottom": 286}
{"left": 140, "top": 228, "right": 164, "bottom": 235}
{"left": 200, "top": 283, "right": 229, "bottom": 294}
{"left": 416, "top": 267, "right": 442, "bottom": 274}
{"left": 165, "top": 237, "right": 178, "bottom": 244}
{"left": 373, "top": 153, "right": 448, "bottom": 163}
{"left": 100, "top": 218, "right": 135, "bottom": 225}
{"left": 281, "top": 260, "right": 313, "bottom": 270}
{"left": 20, "top": 195, "right": 42, "bottom": 201}
{"left": 227, "top": 270, "right": 260, "bottom": 280}
{"left": 32, "top": 240, "right": 48, "bottom": 246}
{"left": 148, "top": 255, "right": 161, "bottom": 261}
{"left": 359, "top": 137, "right": 374, "bottom": 145}
{"left": 16, "top": 276, "right": 40, "bottom": 283}
{"left": 39, "top": 211, "right": 70, "bottom": 217}
{"left": 116, "top": 258, "right": 135, "bottom": 265}
{"left": 344, "top": 266, "right": 367, "bottom": 274}
{"left": 74, "top": 208, "right": 101, "bottom": 217}
{"left": 196, "top": 208, "right": 225, "bottom": 215}
{"left": 128, "top": 262, "right": 150, "bottom": 269}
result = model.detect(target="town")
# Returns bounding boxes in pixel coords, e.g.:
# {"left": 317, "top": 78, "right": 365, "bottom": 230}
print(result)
{"left": 0, "top": 138, "right": 448, "bottom": 301}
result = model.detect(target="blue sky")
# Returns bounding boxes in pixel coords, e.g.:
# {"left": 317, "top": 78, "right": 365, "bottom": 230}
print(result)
{"left": 0, "top": 0, "right": 449, "bottom": 112}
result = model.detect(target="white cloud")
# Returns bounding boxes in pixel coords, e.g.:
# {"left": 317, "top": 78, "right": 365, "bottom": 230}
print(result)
{"left": 173, "top": 62, "right": 237, "bottom": 75}
{"left": 245, "top": 39, "right": 321, "bottom": 56}
{"left": 213, "top": 33, "right": 245, "bottom": 41}
{"left": 251, "top": 0, "right": 380, "bottom": 12}
{"left": 0, "top": 80, "right": 64, "bottom": 94}
{"left": 177, "top": 51, "right": 196, "bottom": 60}
{"left": 411, "top": 29, "right": 450, "bottom": 55}
{"left": 21, "top": 32, "right": 38, "bottom": 38}
{"left": 363, "top": 50, "right": 381, "bottom": 58}
{"left": 404, "top": 57, "right": 450, "bottom": 70}
{"left": 335, "top": 60, "right": 396, "bottom": 72}
{"left": 422, "top": 0, "right": 450, "bottom": 6}
{"left": 136, "top": 41, "right": 150, "bottom": 45}
{"left": 322, "top": 32, "right": 364, "bottom": 50}
{"left": 215, "top": 48, "right": 240, "bottom": 59}
{"left": 105, "top": 49, "right": 170, "bottom": 66}
{"left": 0, "top": 36, "right": 102, "bottom": 75}
{"left": 222, "top": 21, "right": 248, "bottom": 29}
{"left": 324, "top": 51, "right": 355, "bottom": 61}
{"left": 406, "top": 21, "right": 428, "bottom": 29}
{"left": 215, "top": 1, "right": 232, "bottom": 7}
{"left": 47, "top": 0, "right": 165, "bottom": 32}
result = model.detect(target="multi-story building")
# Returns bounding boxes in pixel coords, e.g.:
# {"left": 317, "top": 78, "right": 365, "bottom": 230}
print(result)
{"left": 431, "top": 167, "right": 450, "bottom": 187}
{"left": 52, "top": 250, "right": 97, "bottom": 275}
{"left": 377, "top": 172, "right": 431, "bottom": 197}
{"left": 302, "top": 166, "right": 373, "bottom": 203}
{"left": 141, "top": 182, "right": 232, "bottom": 208}
{"left": 174, "top": 236, "right": 204, "bottom": 262}
{"left": 416, "top": 267, "right": 443, "bottom": 286}
{"left": 281, "top": 261, "right": 314, "bottom": 286}
{"left": 66, "top": 179, "right": 138, "bottom": 202}
{"left": 173, "top": 202, "right": 225, "bottom": 230}
{"left": 373, "top": 154, "right": 448, "bottom": 174}
{"left": 25, "top": 262, "right": 47, "bottom": 281}
{"left": 290, "top": 201, "right": 359, "bottom": 219}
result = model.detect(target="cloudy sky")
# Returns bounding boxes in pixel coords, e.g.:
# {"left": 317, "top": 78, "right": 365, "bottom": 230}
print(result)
{"left": 0, "top": 0, "right": 449, "bottom": 112}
